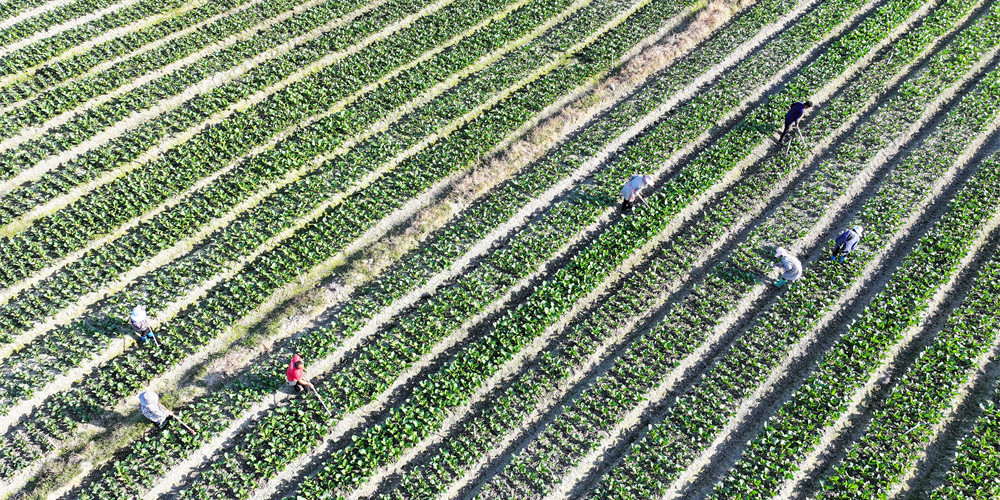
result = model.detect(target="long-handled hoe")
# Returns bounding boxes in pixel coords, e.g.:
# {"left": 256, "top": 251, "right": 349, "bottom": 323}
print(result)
{"left": 171, "top": 413, "right": 196, "bottom": 435}
{"left": 311, "top": 386, "right": 333, "bottom": 416}
{"left": 785, "top": 125, "right": 809, "bottom": 154}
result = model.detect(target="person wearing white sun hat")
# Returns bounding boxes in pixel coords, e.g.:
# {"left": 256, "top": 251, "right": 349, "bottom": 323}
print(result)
{"left": 773, "top": 247, "right": 802, "bottom": 287}
{"left": 620, "top": 174, "right": 653, "bottom": 215}
{"left": 129, "top": 305, "right": 156, "bottom": 343}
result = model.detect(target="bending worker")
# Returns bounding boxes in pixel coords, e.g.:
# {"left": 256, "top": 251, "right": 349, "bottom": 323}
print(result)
{"left": 773, "top": 247, "right": 802, "bottom": 287}
{"left": 778, "top": 100, "right": 813, "bottom": 143}
{"left": 620, "top": 174, "right": 652, "bottom": 215}
{"left": 130, "top": 305, "right": 156, "bottom": 343}
{"left": 138, "top": 391, "right": 175, "bottom": 428}
{"left": 831, "top": 226, "right": 863, "bottom": 263}
{"left": 286, "top": 354, "right": 316, "bottom": 393}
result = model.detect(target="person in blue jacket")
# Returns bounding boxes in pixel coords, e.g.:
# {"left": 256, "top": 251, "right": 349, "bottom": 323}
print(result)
{"left": 831, "top": 226, "right": 863, "bottom": 263}
{"left": 778, "top": 100, "right": 813, "bottom": 143}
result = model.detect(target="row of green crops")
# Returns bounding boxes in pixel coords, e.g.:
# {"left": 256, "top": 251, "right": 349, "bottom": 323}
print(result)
{"left": 817, "top": 172, "right": 1000, "bottom": 497}
{"left": 0, "top": 0, "right": 252, "bottom": 105}
{"left": 281, "top": 0, "right": 938, "bottom": 496}
{"left": 0, "top": 0, "right": 124, "bottom": 52}
{"left": 0, "top": 0, "right": 551, "bottom": 356}
{"left": 2, "top": 0, "right": 687, "bottom": 486}
{"left": 0, "top": 0, "right": 189, "bottom": 81}
{"left": 0, "top": 0, "right": 501, "bottom": 291}
{"left": 0, "top": 0, "right": 368, "bottom": 182}
{"left": 930, "top": 378, "right": 1000, "bottom": 499}
{"left": 135, "top": 1, "right": 705, "bottom": 498}
{"left": 479, "top": 0, "right": 993, "bottom": 496}
{"left": 64, "top": 0, "right": 812, "bottom": 493}
{"left": 710, "top": 26, "right": 1000, "bottom": 498}
{"left": 144, "top": 0, "right": 880, "bottom": 493}
{"left": 0, "top": 0, "right": 620, "bottom": 415}
{"left": 0, "top": 0, "right": 55, "bottom": 25}
{"left": 592, "top": 18, "right": 1000, "bottom": 500}
{"left": 0, "top": 0, "right": 565, "bottom": 412}
{"left": 493, "top": 0, "right": 1000, "bottom": 497}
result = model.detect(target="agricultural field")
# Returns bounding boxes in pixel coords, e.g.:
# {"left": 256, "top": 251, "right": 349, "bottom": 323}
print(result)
{"left": 2, "top": 0, "right": 1000, "bottom": 496}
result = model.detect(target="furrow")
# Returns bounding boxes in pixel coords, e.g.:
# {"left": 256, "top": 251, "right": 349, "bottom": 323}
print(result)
{"left": 0, "top": 0, "right": 211, "bottom": 91}
{"left": 707, "top": 17, "right": 1000, "bottom": 495}
{"left": 465, "top": 0, "right": 961, "bottom": 495}
{"left": 0, "top": 0, "right": 191, "bottom": 84}
{"left": 0, "top": 0, "right": 383, "bottom": 205}
{"left": 0, "top": 0, "right": 545, "bottom": 424}
{"left": 0, "top": 0, "right": 131, "bottom": 55}
{"left": 0, "top": 0, "right": 259, "bottom": 101}
{"left": 803, "top": 164, "right": 1000, "bottom": 499}
{"left": 584, "top": 23, "right": 1000, "bottom": 499}
{"left": 0, "top": 0, "right": 690, "bottom": 489}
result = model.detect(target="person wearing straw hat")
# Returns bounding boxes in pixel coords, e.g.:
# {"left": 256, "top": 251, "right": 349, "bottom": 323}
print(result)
{"left": 620, "top": 174, "right": 653, "bottom": 215}
{"left": 138, "top": 391, "right": 174, "bottom": 428}
{"left": 830, "top": 226, "right": 863, "bottom": 263}
{"left": 773, "top": 247, "right": 802, "bottom": 287}
{"left": 129, "top": 305, "right": 156, "bottom": 343}
{"left": 138, "top": 390, "right": 196, "bottom": 434}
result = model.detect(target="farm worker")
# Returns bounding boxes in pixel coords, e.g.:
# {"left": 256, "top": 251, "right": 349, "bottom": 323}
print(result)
{"left": 773, "top": 247, "right": 802, "bottom": 287}
{"left": 286, "top": 354, "right": 316, "bottom": 393}
{"left": 778, "top": 100, "right": 813, "bottom": 143}
{"left": 830, "top": 226, "right": 863, "bottom": 263}
{"left": 130, "top": 305, "right": 156, "bottom": 343}
{"left": 138, "top": 391, "right": 175, "bottom": 427}
{"left": 620, "top": 174, "right": 653, "bottom": 215}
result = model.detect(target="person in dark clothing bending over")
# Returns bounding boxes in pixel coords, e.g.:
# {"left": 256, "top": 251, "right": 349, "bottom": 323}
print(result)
{"left": 778, "top": 100, "right": 813, "bottom": 143}
{"left": 830, "top": 226, "right": 863, "bottom": 263}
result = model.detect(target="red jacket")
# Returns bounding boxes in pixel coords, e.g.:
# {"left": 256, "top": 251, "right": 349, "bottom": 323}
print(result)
{"left": 286, "top": 354, "right": 304, "bottom": 382}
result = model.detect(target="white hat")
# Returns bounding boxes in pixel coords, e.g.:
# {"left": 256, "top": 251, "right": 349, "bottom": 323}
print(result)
{"left": 775, "top": 247, "right": 789, "bottom": 258}
{"left": 852, "top": 226, "right": 863, "bottom": 237}
{"left": 138, "top": 390, "right": 158, "bottom": 406}
{"left": 131, "top": 305, "right": 147, "bottom": 322}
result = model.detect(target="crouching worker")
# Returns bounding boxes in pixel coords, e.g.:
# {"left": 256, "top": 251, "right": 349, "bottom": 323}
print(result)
{"left": 620, "top": 174, "right": 653, "bottom": 215}
{"left": 773, "top": 247, "right": 802, "bottom": 287}
{"left": 830, "top": 226, "right": 863, "bottom": 263}
{"left": 138, "top": 391, "right": 174, "bottom": 428}
{"left": 130, "top": 305, "right": 156, "bottom": 343}
{"left": 286, "top": 354, "right": 316, "bottom": 393}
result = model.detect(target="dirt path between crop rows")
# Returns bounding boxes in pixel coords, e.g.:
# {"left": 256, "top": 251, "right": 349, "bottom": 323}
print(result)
{"left": 528, "top": 0, "right": 979, "bottom": 496}
{"left": 448, "top": 0, "right": 918, "bottom": 494}
{"left": 0, "top": 0, "right": 389, "bottom": 225}
{"left": 0, "top": 0, "right": 211, "bottom": 91}
{"left": 0, "top": 0, "right": 232, "bottom": 91}
{"left": 777, "top": 133, "right": 1000, "bottom": 500}
{"left": 0, "top": 0, "right": 142, "bottom": 59}
{"left": 662, "top": 23, "right": 1000, "bottom": 499}
{"left": 0, "top": 0, "right": 76, "bottom": 32}
{"left": 22, "top": 0, "right": 709, "bottom": 495}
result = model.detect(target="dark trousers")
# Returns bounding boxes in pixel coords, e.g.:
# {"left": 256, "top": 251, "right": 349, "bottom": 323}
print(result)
{"left": 621, "top": 198, "right": 633, "bottom": 215}
{"left": 779, "top": 121, "right": 795, "bottom": 142}
{"left": 154, "top": 414, "right": 174, "bottom": 428}
{"left": 831, "top": 242, "right": 847, "bottom": 258}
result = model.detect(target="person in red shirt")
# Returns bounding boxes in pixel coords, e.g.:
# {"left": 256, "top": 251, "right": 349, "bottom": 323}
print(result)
{"left": 286, "top": 354, "right": 315, "bottom": 393}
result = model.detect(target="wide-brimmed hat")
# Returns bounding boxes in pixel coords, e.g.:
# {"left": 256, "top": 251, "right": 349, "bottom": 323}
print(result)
{"left": 131, "top": 305, "right": 147, "bottom": 322}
